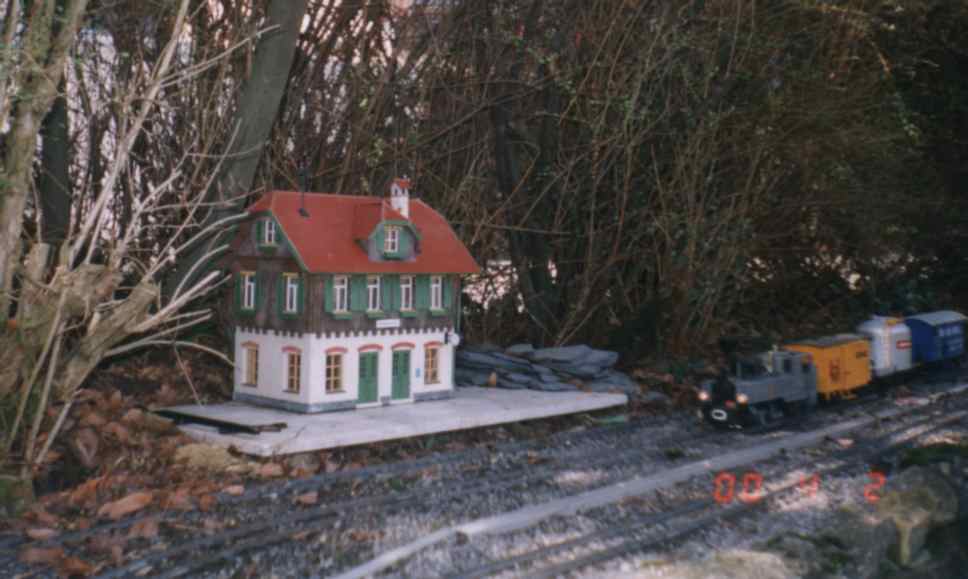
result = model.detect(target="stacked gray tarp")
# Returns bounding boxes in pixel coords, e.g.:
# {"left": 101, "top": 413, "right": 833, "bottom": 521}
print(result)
{"left": 454, "top": 344, "right": 643, "bottom": 397}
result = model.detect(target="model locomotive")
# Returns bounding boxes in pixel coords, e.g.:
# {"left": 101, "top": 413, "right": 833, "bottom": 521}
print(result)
{"left": 698, "top": 310, "right": 967, "bottom": 428}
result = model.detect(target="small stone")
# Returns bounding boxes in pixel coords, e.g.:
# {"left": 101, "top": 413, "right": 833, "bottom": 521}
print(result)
{"left": 529, "top": 345, "right": 595, "bottom": 364}
{"left": 286, "top": 452, "right": 321, "bottom": 474}
{"left": 877, "top": 465, "right": 960, "bottom": 566}
{"left": 496, "top": 379, "right": 526, "bottom": 390}
{"left": 505, "top": 344, "right": 535, "bottom": 357}
{"left": 544, "top": 362, "right": 603, "bottom": 379}
{"left": 174, "top": 443, "right": 244, "bottom": 473}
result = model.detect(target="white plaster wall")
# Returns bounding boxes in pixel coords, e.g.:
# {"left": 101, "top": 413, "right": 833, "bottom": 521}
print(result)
{"left": 234, "top": 329, "right": 314, "bottom": 407}
{"left": 306, "top": 328, "right": 455, "bottom": 405}
{"left": 235, "top": 327, "right": 456, "bottom": 408}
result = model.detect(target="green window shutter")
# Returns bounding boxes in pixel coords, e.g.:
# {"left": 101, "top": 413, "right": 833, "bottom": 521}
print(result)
{"left": 375, "top": 227, "right": 385, "bottom": 257}
{"left": 254, "top": 271, "right": 265, "bottom": 308}
{"left": 399, "top": 230, "right": 412, "bottom": 257}
{"left": 378, "top": 275, "right": 391, "bottom": 312}
{"left": 385, "top": 275, "right": 399, "bottom": 313}
{"left": 234, "top": 272, "right": 242, "bottom": 313}
{"left": 255, "top": 220, "right": 264, "bottom": 245}
{"left": 297, "top": 276, "right": 305, "bottom": 315}
{"left": 324, "top": 275, "right": 334, "bottom": 313}
{"left": 415, "top": 275, "right": 430, "bottom": 310}
{"left": 276, "top": 274, "right": 285, "bottom": 315}
{"left": 350, "top": 275, "right": 366, "bottom": 312}
{"left": 442, "top": 275, "right": 452, "bottom": 308}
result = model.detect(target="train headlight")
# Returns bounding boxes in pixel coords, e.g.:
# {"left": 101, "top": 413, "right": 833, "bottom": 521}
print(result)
{"left": 736, "top": 393, "right": 749, "bottom": 404}
{"left": 698, "top": 391, "right": 710, "bottom": 402}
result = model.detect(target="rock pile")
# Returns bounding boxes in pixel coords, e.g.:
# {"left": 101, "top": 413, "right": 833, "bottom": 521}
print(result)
{"left": 455, "top": 343, "right": 662, "bottom": 401}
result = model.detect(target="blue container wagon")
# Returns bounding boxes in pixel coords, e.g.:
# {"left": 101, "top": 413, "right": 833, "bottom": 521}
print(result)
{"left": 903, "top": 310, "right": 967, "bottom": 364}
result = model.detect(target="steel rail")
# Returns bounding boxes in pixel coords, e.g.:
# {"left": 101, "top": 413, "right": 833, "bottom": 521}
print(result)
{"left": 471, "top": 404, "right": 968, "bottom": 578}
{"left": 158, "top": 388, "right": 966, "bottom": 579}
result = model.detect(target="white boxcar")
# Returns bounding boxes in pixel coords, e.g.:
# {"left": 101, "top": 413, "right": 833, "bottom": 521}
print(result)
{"left": 855, "top": 316, "right": 913, "bottom": 378}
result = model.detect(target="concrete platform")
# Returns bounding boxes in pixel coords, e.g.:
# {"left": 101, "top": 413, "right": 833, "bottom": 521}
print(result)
{"left": 167, "top": 387, "right": 627, "bottom": 457}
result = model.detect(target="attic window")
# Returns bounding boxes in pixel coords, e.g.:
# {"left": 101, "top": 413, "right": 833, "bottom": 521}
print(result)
{"left": 263, "top": 219, "right": 277, "bottom": 245}
{"left": 384, "top": 225, "right": 400, "bottom": 253}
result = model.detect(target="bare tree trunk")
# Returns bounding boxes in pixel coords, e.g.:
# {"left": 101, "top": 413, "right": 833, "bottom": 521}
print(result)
{"left": 170, "top": 0, "right": 309, "bottom": 292}
{"left": 0, "top": 0, "right": 87, "bottom": 320}
{"left": 486, "top": 0, "right": 562, "bottom": 345}
{"left": 38, "top": 83, "right": 72, "bottom": 246}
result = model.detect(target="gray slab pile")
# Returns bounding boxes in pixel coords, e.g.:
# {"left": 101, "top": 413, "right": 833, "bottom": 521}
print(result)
{"left": 455, "top": 343, "right": 663, "bottom": 402}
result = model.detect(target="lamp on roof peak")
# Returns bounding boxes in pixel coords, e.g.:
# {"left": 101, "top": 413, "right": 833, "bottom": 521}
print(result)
{"left": 389, "top": 176, "right": 410, "bottom": 219}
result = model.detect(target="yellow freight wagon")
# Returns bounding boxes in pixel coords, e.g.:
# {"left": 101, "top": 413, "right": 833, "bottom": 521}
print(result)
{"left": 784, "top": 334, "right": 871, "bottom": 400}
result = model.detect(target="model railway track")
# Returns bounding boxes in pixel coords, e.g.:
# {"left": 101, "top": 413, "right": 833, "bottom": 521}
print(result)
{"left": 137, "top": 386, "right": 967, "bottom": 578}
{"left": 0, "top": 415, "right": 667, "bottom": 556}
{"left": 1, "top": 379, "right": 960, "bottom": 577}
{"left": 95, "top": 423, "right": 740, "bottom": 578}
{"left": 445, "top": 399, "right": 968, "bottom": 579}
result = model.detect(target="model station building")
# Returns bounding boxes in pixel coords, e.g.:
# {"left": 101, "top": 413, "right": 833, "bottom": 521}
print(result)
{"left": 229, "top": 179, "right": 479, "bottom": 413}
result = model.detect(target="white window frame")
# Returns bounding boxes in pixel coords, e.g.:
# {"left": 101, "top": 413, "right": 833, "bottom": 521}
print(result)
{"left": 241, "top": 271, "right": 256, "bottom": 310}
{"left": 264, "top": 219, "right": 277, "bottom": 245}
{"left": 430, "top": 275, "right": 443, "bottom": 310}
{"left": 286, "top": 351, "right": 301, "bottom": 393}
{"left": 384, "top": 225, "right": 400, "bottom": 253}
{"left": 367, "top": 275, "right": 381, "bottom": 312}
{"left": 400, "top": 275, "right": 414, "bottom": 311}
{"left": 333, "top": 275, "right": 348, "bottom": 313}
{"left": 326, "top": 353, "right": 343, "bottom": 393}
{"left": 284, "top": 273, "right": 299, "bottom": 314}
{"left": 244, "top": 345, "right": 258, "bottom": 386}
{"left": 425, "top": 346, "right": 440, "bottom": 385}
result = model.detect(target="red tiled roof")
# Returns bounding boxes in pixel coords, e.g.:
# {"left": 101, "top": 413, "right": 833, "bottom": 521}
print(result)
{"left": 351, "top": 200, "right": 408, "bottom": 241}
{"left": 247, "top": 191, "right": 479, "bottom": 274}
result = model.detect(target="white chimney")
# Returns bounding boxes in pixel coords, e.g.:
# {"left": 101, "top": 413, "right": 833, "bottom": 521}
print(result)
{"left": 389, "top": 177, "right": 410, "bottom": 219}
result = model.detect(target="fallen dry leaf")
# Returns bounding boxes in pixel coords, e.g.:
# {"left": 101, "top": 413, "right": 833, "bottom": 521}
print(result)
{"left": 222, "top": 485, "right": 245, "bottom": 496}
{"left": 291, "top": 466, "right": 315, "bottom": 478}
{"left": 347, "top": 529, "right": 382, "bottom": 542}
{"left": 98, "top": 491, "right": 153, "bottom": 520}
{"left": 127, "top": 517, "right": 159, "bottom": 540}
{"left": 293, "top": 491, "right": 318, "bottom": 506}
{"left": 198, "top": 494, "right": 216, "bottom": 512}
{"left": 109, "top": 389, "right": 124, "bottom": 411}
{"left": 161, "top": 489, "right": 194, "bottom": 511}
{"left": 69, "top": 476, "right": 103, "bottom": 508}
{"left": 154, "top": 384, "right": 179, "bottom": 406}
{"left": 25, "top": 527, "right": 59, "bottom": 540}
{"left": 121, "top": 408, "right": 144, "bottom": 424}
{"left": 18, "top": 546, "right": 64, "bottom": 565}
{"left": 27, "top": 507, "right": 61, "bottom": 527}
{"left": 103, "top": 422, "right": 131, "bottom": 445}
{"left": 191, "top": 480, "right": 219, "bottom": 495}
{"left": 42, "top": 450, "right": 63, "bottom": 464}
{"left": 291, "top": 530, "right": 312, "bottom": 541}
{"left": 85, "top": 534, "right": 125, "bottom": 557}
{"left": 258, "top": 463, "right": 284, "bottom": 478}
{"left": 57, "top": 556, "right": 94, "bottom": 577}
{"left": 80, "top": 411, "right": 107, "bottom": 428}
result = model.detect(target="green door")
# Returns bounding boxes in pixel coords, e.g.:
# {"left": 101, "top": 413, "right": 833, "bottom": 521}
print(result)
{"left": 358, "top": 352, "right": 378, "bottom": 404}
{"left": 392, "top": 350, "right": 411, "bottom": 400}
